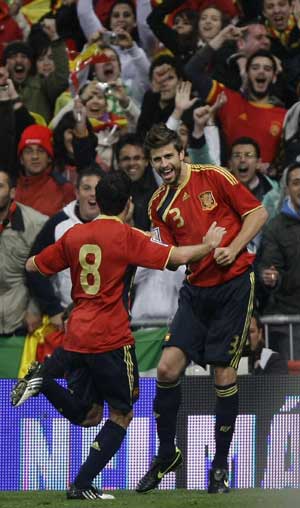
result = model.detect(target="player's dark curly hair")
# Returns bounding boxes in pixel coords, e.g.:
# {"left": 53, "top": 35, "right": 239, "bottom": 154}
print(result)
{"left": 95, "top": 171, "right": 131, "bottom": 215}
{"left": 144, "top": 123, "right": 183, "bottom": 159}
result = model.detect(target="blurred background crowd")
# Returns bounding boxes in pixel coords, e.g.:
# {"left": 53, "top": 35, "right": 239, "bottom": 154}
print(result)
{"left": 0, "top": 0, "right": 300, "bottom": 377}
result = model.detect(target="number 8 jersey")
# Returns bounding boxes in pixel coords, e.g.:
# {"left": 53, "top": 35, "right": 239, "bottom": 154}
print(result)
{"left": 32, "top": 215, "right": 172, "bottom": 353}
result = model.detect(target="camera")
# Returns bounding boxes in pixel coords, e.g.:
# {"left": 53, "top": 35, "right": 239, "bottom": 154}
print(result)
{"left": 96, "top": 82, "right": 112, "bottom": 95}
{"left": 102, "top": 31, "right": 118, "bottom": 45}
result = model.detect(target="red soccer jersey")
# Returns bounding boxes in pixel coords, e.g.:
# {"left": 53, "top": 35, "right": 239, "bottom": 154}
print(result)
{"left": 206, "top": 81, "right": 286, "bottom": 164}
{"left": 33, "top": 216, "right": 173, "bottom": 353}
{"left": 149, "top": 164, "right": 263, "bottom": 287}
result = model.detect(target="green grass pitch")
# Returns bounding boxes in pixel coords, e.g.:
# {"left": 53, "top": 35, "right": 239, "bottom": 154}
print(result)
{"left": 0, "top": 489, "right": 299, "bottom": 508}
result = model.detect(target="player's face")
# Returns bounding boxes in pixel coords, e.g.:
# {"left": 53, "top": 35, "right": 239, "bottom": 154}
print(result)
{"left": 20, "top": 145, "right": 50, "bottom": 176}
{"left": 247, "top": 56, "right": 275, "bottom": 99}
{"left": 0, "top": 172, "right": 14, "bottom": 213}
{"left": 249, "top": 317, "right": 263, "bottom": 351}
{"left": 287, "top": 167, "right": 300, "bottom": 212}
{"left": 263, "top": 0, "right": 290, "bottom": 31}
{"left": 198, "top": 7, "right": 222, "bottom": 42}
{"left": 230, "top": 144, "right": 259, "bottom": 187}
{"left": 150, "top": 143, "right": 184, "bottom": 186}
{"left": 238, "top": 25, "right": 270, "bottom": 56}
{"left": 77, "top": 175, "right": 101, "bottom": 221}
{"left": 118, "top": 144, "right": 147, "bottom": 182}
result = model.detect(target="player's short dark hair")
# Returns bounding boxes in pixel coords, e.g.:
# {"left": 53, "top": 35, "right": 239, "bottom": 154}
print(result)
{"left": 285, "top": 162, "right": 300, "bottom": 185}
{"left": 114, "top": 133, "right": 145, "bottom": 162}
{"left": 95, "top": 171, "right": 131, "bottom": 215}
{"left": 246, "top": 49, "right": 277, "bottom": 73}
{"left": 230, "top": 137, "right": 261, "bottom": 158}
{"left": 144, "top": 123, "right": 183, "bottom": 159}
{"left": 76, "top": 164, "right": 106, "bottom": 189}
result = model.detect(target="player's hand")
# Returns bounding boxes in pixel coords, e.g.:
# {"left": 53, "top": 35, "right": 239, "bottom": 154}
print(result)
{"left": 24, "top": 311, "right": 43, "bottom": 333}
{"left": 214, "top": 246, "right": 237, "bottom": 266}
{"left": 261, "top": 265, "right": 279, "bottom": 288}
{"left": 49, "top": 312, "right": 64, "bottom": 330}
{"left": 203, "top": 221, "right": 226, "bottom": 250}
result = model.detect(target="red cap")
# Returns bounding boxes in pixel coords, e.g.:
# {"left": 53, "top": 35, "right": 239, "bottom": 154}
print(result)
{"left": 18, "top": 125, "right": 54, "bottom": 159}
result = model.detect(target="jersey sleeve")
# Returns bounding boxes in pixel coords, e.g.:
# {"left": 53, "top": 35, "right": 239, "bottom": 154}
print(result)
{"left": 215, "top": 168, "right": 263, "bottom": 217}
{"left": 149, "top": 194, "right": 177, "bottom": 245}
{"left": 33, "top": 235, "right": 69, "bottom": 276}
{"left": 126, "top": 226, "right": 173, "bottom": 270}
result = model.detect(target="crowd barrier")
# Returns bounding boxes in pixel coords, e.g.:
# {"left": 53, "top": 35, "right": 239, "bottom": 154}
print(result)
{"left": 1, "top": 376, "right": 300, "bottom": 490}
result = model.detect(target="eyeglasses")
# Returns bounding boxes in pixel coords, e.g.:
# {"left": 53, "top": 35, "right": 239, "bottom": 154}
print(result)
{"left": 231, "top": 152, "right": 257, "bottom": 159}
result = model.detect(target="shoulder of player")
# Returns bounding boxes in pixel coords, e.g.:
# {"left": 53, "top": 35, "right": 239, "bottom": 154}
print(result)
{"left": 190, "top": 163, "right": 238, "bottom": 185}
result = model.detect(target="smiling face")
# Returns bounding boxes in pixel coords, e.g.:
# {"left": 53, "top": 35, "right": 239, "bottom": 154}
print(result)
{"left": 80, "top": 82, "right": 107, "bottom": 119}
{"left": 198, "top": 7, "right": 222, "bottom": 42}
{"left": 109, "top": 2, "right": 136, "bottom": 33}
{"left": 118, "top": 144, "right": 147, "bottom": 182}
{"left": 94, "top": 48, "right": 121, "bottom": 83}
{"left": 287, "top": 167, "right": 300, "bottom": 212}
{"left": 6, "top": 52, "right": 31, "bottom": 84}
{"left": 150, "top": 142, "right": 185, "bottom": 186}
{"left": 36, "top": 47, "right": 55, "bottom": 77}
{"left": 247, "top": 55, "right": 276, "bottom": 99}
{"left": 263, "top": 0, "right": 291, "bottom": 31}
{"left": 230, "top": 143, "right": 260, "bottom": 187}
{"left": 76, "top": 174, "right": 101, "bottom": 221}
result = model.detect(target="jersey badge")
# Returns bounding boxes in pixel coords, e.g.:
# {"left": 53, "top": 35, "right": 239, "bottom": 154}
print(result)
{"left": 270, "top": 122, "right": 281, "bottom": 137}
{"left": 198, "top": 191, "right": 217, "bottom": 211}
{"left": 183, "top": 191, "right": 190, "bottom": 201}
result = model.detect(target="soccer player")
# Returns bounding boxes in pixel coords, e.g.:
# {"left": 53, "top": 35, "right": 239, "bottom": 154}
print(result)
{"left": 11, "top": 171, "right": 226, "bottom": 501}
{"left": 136, "top": 124, "right": 268, "bottom": 495}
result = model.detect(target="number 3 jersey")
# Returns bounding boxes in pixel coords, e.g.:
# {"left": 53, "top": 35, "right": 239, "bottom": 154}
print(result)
{"left": 149, "top": 164, "right": 263, "bottom": 287}
{"left": 32, "top": 216, "right": 173, "bottom": 353}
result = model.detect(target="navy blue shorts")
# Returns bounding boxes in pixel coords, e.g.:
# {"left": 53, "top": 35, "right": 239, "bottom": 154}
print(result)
{"left": 165, "top": 270, "right": 255, "bottom": 369}
{"left": 64, "top": 345, "right": 139, "bottom": 414}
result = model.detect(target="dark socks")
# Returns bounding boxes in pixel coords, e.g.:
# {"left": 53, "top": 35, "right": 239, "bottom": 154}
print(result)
{"left": 74, "top": 420, "right": 126, "bottom": 488}
{"left": 154, "top": 379, "right": 181, "bottom": 460}
{"left": 213, "top": 383, "right": 238, "bottom": 469}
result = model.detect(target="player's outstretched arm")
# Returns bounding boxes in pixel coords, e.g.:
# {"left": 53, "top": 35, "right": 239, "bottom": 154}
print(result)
{"left": 167, "top": 221, "right": 226, "bottom": 269}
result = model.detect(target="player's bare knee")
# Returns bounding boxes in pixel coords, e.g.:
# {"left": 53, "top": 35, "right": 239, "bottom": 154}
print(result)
{"left": 110, "top": 408, "right": 133, "bottom": 429}
{"left": 157, "top": 347, "right": 186, "bottom": 382}
{"left": 80, "top": 404, "right": 103, "bottom": 427}
{"left": 157, "top": 361, "right": 180, "bottom": 382}
{"left": 214, "top": 366, "right": 237, "bottom": 386}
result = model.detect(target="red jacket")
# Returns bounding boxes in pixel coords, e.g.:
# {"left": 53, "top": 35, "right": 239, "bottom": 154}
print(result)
{"left": 15, "top": 167, "right": 75, "bottom": 217}
{"left": 0, "top": 2, "right": 23, "bottom": 62}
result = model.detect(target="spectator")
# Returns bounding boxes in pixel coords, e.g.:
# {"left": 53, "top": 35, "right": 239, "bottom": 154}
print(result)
{"left": 115, "top": 133, "right": 159, "bottom": 230}
{"left": 0, "top": 170, "right": 47, "bottom": 376}
{"left": 26, "top": 165, "right": 104, "bottom": 330}
{"left": 263, "top": 0, "right": 300, "bottom": 60}
{"left": 15, "top": 124, "right": 75, "bottom": 216}
{"left": 53, "top": 111, "right": 78, "bottom": 185}
{"left": 77, "top": 0, "right": 150, "bottom": 103}
{"left": 185, "top": 49, "right": 287, "bottom": 166}
{"left": 0, "top": 0, "right": 23, "bottom": 62}
{"left": 3, "top": 16, "right": 69, "bottom": 123}
{"left": 229, "top": 136, "right": 280, "bottom": 220}
{"left": 259, "top": 163, "right": 300, "bottom": 359}
{"left": 248, "top": 312, "right": 288, "bottom": 374}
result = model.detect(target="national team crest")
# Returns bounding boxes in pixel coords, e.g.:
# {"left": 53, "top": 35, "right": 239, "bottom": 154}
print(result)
{"left": 198, "top": 191, "right": 217, "bottom": 210}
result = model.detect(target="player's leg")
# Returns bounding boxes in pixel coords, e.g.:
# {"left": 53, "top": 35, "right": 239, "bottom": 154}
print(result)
{"left": 67, "top": 345, "right": 138, "bottom": 500}
{"left": 206, "top": 270, "right": 255, "bottom": 494}
{"left": 136, "top": 346, "right": 186, "bottom": 494}
{"left": 136, "top": 282, "right": 203, "bottom": 493}
{"left": 11, "top": 349, "right": 103, "bottom": 426}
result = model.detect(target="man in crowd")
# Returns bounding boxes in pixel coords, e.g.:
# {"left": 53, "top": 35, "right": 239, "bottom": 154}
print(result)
{"left": 0, "top": 170, "right": 47, "bottom": 376}
{"left": 136, "top": 123, "right": 267, "bottom": 495}
{"left": 12, "top": 171, "right": 226, "bottom": 500}
{"left": 15, "top": 124, "right": 75, "bottom": 216}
